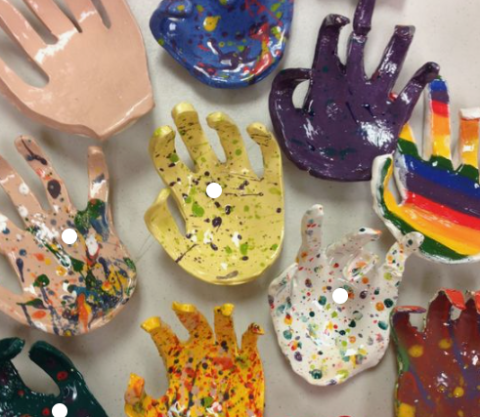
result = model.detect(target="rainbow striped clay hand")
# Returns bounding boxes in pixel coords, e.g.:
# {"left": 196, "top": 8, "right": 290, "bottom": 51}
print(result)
{"left": 392, "top": 290, "right": 480, "bottom": 417}
{"left": 372, "top": 78, "right": 480, "bottom": 263}
{"left": 268, "top": 205, "right": 422, "bottom": 386}
{"left": 125, "top": 303, "right": 265, "bottom": 417}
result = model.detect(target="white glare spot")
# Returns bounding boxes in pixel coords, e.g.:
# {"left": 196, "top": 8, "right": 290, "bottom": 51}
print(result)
{"left": 52, "top": 403, "right": 68, "bottom": 417}
{"left": 206, "top": 183, "right": 222, "bottom": 199}
{"left": 332, "top": 288, "right": 349, "bottom": 305}
{"left": 62, "top": 228, "right": 78, "bottom": 245}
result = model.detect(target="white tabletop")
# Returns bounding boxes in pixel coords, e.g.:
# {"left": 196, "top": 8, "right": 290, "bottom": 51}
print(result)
{"left": 0, "top": 0, "right": 479, "bottom": 416}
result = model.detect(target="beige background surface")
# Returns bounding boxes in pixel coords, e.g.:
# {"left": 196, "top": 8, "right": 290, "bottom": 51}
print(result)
{"left": 0, "top": 0, "right": 479, "bottom": 416}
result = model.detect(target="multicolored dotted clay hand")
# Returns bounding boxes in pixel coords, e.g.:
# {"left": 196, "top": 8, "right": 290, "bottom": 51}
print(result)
{"left": 268, "top": 205, "right": 422, "bottom": 386}
{"left": 0, "top": 337, "right": 107, "bottom": 416}
{"left": 269, "top": 0, "right": 439, "bottom": 181}
{"left": 392, "top": 290, "right": 480, "bottom": 417}
{"left": 0, "top": 137, "right": 136, "bottom": 336}
{"left": 150, "top": 0, "right": 294, "bottom": 88}
{"left": 125, "top": 303, "right": 265, "bottom": 417}
{"left": 372, "top": 78, "right": 480, "bottom": 263}
{"left": 145, "top": 103, "right": 284, "bottom": 285}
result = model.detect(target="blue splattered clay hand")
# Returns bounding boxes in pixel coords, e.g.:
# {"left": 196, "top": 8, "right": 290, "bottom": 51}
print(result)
{"left": 269, "top": 0, "right": 439, "bottom": 181}
{"left": 150, "top": 0, "right": 294, "bottom": 88}
{"left": 0, "top": 338, "right": 107, "bottom": 417}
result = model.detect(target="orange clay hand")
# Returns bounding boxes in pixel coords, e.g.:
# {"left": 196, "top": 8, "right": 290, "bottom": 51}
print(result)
{"left": 0, "top": 0, "right": 153, "bottom": 140}
{"left": 0, "top": 137, "right": 136, "bottom": 336}
{"left": 125, "top": 303, "right": 265, "bottom": 417}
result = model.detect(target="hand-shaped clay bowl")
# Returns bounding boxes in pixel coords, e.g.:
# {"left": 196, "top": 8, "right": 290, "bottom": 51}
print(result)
{"left": 125, "top": 303, "right": 265, "bottom": 417}
{"left": 269, "top": 205, "right": 422, "bottom": 386}
{"left": 145, "top": 103, "right": 284, "bottom": 285}
{"left": 150, "top": 0, "right": 294, "bottom": 88}
{"left": 392, "top": 290, "right": 480, "bottom": 417}
{"left": 269, "top": 0, "right": 439, "bottom": 181}
{"left": 0, "top": 137, "right": 136, "bottom": 336}
{"left": 372, "top": 78, "right": 480, "bottom": 264}
{"left": 0, "top": 338, "right": 107, "bottom": 416}
{"left": 0, "top": 0, "right": 153, "bottom": 140}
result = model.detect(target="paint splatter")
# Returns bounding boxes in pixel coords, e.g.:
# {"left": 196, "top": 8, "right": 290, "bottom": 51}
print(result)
{"left": 125, "top": 304, "right": 264, "bottom": 417}
{"left": 145, "top": 103, "right": 284, "bottom": 285}
{"left": 0, "top": 338, "right": 107, "bottom": 416}
{"left": 268, "top": 205, "right": 422, "bottom": 386}
{"left": 150, "top": 0, "right": 294, "bottom": 88}
{"left": 0, "top": 137, "right": 136, "bottom": 336}
{"left": 392, "top": 290, "right": 480, "bottom": 417}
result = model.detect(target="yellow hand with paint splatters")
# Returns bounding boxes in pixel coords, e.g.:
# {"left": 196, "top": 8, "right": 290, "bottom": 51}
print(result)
{"left": 145, "top": 103, "right": 284, "bottom": 285}
{"left": 372, "top": 78, "right": 480, "bottom": 263}
{"left": 125, "top": 303, "right": 265, "bottom": 417}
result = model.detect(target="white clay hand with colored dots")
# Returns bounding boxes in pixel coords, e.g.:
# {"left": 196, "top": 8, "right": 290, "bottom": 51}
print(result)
{"left": 145, "top": 102, "right": 284, "bottom": 286}
{"left": 268, "top": 205, "right": 422, "bottom": 386}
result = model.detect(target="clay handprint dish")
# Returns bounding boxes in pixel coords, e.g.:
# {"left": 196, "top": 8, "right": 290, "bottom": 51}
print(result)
{"left": 269, "top": 205, "right": 422, "bottom": 386}
{"left": 0, "top": 338, "right": 107, "bottom": 416}
{"left": 372, "top": 78, "right": 480, "bottom": 263}
{"left": 125, "top": 303, "right": 264, "bottom": 417}
{"left": 145, "top": 103, "right": 284, "bottom": 285}
{"left": 0, "top": 137, "right": 136, "bottom": 336}
{"left": 150, "top": 0, "right": 294, "bottom": 88}
{"left": 269, "top": 0, "right": 439, "bottom": 181}
{"left": 392, "top": 290, "right": 480, "bottom": 417}
{"left": 0, "top": 0, "right": 153, "bottom": 140}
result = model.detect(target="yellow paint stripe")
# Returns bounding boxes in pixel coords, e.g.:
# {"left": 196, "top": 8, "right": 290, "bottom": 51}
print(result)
{"left": 384, "top": 191, "right": 480, "bottom": 255}
{"left": 399, "top": 124, "right": 416, "bottom": 143}
{"left": 431, "top": 115, "right": 451, "bottom": 159}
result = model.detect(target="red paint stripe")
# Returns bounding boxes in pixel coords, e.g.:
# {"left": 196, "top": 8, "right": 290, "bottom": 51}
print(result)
{"left": 432, "top": 100, "right": 449, "bottom": 117}
{"left": 405, "top": 191, "right": 480, "bottom": 231}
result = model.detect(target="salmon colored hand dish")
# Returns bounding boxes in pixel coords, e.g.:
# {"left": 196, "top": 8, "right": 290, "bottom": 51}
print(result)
{"left": 269, "top": 205, "right": 422, "bottom": 386}
{"left": 0, "top": 137, "right": 136, "bottom": 336}
{"left": 125, "top": 303, "right": 265, "bottom": 417}
{"left": 145, "top": 103, "right": 284, "bottom": 285}
{"left": 0, "top": 0, "right": 153, "bottom": 140}
{"left": 392, "top": 290, "right": 480, "bottom": 417}
{"left": 372, "top": 78, "right": 480, "bottom": 263}
{"left": 0, "top": 338, "right": 107, "bottom": 416}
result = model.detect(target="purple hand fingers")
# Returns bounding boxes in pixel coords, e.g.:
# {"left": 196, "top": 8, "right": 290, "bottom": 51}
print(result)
{"left": 373, "top": 26, "right": 415, "bottom": 94}
{"left": 313, "top": 14, "right": 349, "bottom": 71}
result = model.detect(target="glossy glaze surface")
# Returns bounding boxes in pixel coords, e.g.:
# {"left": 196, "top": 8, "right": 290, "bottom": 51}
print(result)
{"left": 145, "top": 102, "right": 284, "bottom": 285}
{"left": 0, "top": 137, "right": 136, "bottom": 336}
{"left": 0, "top": 338, "right": 107, "bottom": 417}
{"left": 269, "top": 0, "right": 439, "bottom": 181}
{"left": 392, "top": 290, "right": 480, "bottom": 417}
{"left": 125, "top": 303, "right": 264, "bottom": 417}
{"left": 372, "top": 78, "right": 480, "bottom": 263}
{"left": 0, "top": 0, "right": 153, "bottom": 140}
{"left": 150, "top": 0, "right": 294, "bottom": 88}
{"left": 269, "top": 205, "right": 422, "bottom": 385}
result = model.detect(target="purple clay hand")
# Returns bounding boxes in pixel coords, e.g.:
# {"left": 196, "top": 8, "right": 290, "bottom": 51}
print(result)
{"left": 269, "top": 0, "right": 440, "bottom": 181}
